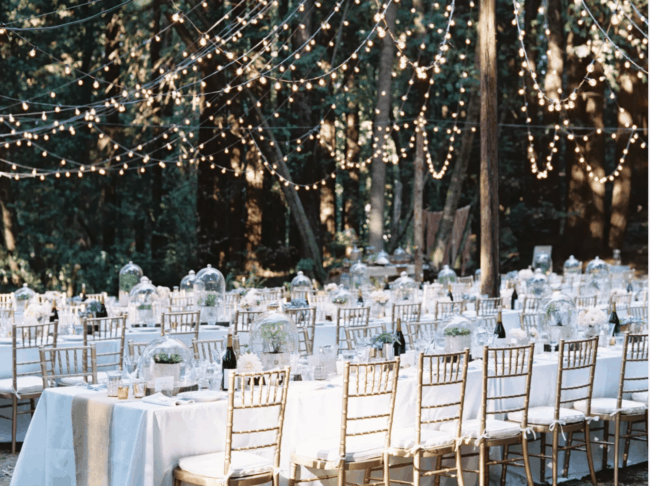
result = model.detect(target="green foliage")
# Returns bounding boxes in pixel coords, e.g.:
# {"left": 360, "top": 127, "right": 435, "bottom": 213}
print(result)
{"left": 153, "top": 353, "right": 183, "bottom": 364}
{"left": 444, "top": 327, "right": 471, "bottom": 337}
{"left": 198, "top": 294, "right": 217, "bottom": 307}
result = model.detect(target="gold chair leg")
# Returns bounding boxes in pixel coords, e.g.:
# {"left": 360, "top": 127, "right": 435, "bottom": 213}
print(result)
{"left": 479, "top": 442, "right": 488, "bottom": 486}
{"left": 602, "top": 420, "right": 609, "bottom": 470}
{"left": 338, "top": 464, "right": 346, "bottom": 486}
{"left": 622, "top": 420, "right": 633, "bottom": 468}
{"left": 29, "top": 399, "right": 35, "bottom": 417}
{"left": 288, "top": 463, "right": 299, "bottom": 486}
{"left": 551, "top": 428, "right": 559, "bottom": 486}
{"left": 456, "top": 448, "right": 466, "bottom": 486}
{"left": 382, "top": 453, "right": 390, "bottom": 486}
{"left": 539, "top": 432, "right": 546, "bottom": 483}
{"left": 363, "top": 468, "right": 372, "bottom": 485}
{"left": 522, "top": 437, "right": 534, "bottom": 486}
{"left": 11, "top": 396, "right": 17, "bottom": 455}
{"left": 584, "top": 423, "right": 598, "bottom": 486}
{"left": 562, "top": 431, "right": 574, "bottom": 478}
{"left": 614, "top": 415, "right": 621, "bottom": 486}
{"left": 499, "top": 445, "right": 509, "bottom": 486}
{"left": 433, "top": 455, "right": 442, "bottom": 486}
{"left": 413, "top": 451, "right": 421, "bottom": 486}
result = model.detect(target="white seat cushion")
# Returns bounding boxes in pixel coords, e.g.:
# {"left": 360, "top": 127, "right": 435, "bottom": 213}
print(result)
{"left": 631, "top": 392, "right": 648, "bottom": 404}
{"left": 508, "top": 407, "right": 585, "bottom": 426}
{"left": 439, "top": 419, "right": 520, "bottom": 440}
{"left": 0, "top": 376, "right": 43, "bottom": 395}
{"left": 178, "top": 451, "right": 272, "bottom": 479}
{"left": 59, "top": 371, "right": 108, "bottom": 386}
{"left": 293, "top": 435, "right": 384, "bottom": 462}
{"left": 391, "top": 428, "right": 455, "bottom": 451}
{"left": 574, "top": 398, "right": 647, "bottom": 416}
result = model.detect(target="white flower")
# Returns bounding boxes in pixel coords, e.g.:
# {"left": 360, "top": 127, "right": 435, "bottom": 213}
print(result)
{"left": 240, "top": 289, "right": 262, "bottom": 309}
{"left": 370, "top": 290, "right": 389, "bottom": 304}
{"left": 518, "top": 269, "right": 534, "bottom": 282}
{"left": 578, "top": 308, "right": 607, "bottom": 327}
{"left": 325, "top": 283, "right": 338, "bottom": 292}
{"left": 237, "top": 352, "right": 263, "bottom": 373}
{"left": 610, "top": 288, "right": 627, "bottom": 297}
{"left": 510, "top": 328, "right": 528, "bottom": 340}
{"left": 25, "top": 303, "right": 50, "bottom": 320}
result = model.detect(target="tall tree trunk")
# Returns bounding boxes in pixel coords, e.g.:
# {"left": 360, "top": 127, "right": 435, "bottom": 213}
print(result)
{"left": 413, "top": 121, "right": 425, "bottom": 283}
{"left": 320, "top": 112, "right": 337, "bottom": 257}
{"left": 0, "top": 178, "right": 20, "bottom": 284}
{"left": 429, "top": 90, "right": 480, "bottom": 271}
{"left": 245, "top": 149, "right": 264, "bottom": 271}
{"left": 344, "top": 104, "right": 360, "bottom": 234}
{"left": 367, "top": 1, "right": 397, "bottom": 251}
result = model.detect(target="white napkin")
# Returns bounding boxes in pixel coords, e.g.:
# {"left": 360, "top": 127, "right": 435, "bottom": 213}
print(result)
{"left": 141, "top": 392, "right": 195, "bottom": 407}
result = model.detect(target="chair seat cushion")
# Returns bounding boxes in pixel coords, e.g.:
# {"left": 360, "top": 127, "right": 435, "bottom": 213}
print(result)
{"left": 574, "top": 398, "right": 647, "bottom": 416}
{"left": 439, "top": 419, "right": 520, "bottom": 440}
{"left": 0, "top": 376, "right": 43, "bottom": 395}
{"left": 631, "top": 392, "right": 648, "bottom": 404}
{"left": 293, "top": 435, "right": 384, "bottom": 462}
{"left": 59, "top": 371, "right": 107, "bottom": 386}
{"left": 508, "top": 406, "right": 585, "bottom": 426}
{"left": 390, "top": 428, "right": 455, "bottom": 451}
{"left": 178, "top": 451, "right": 272, "bottom": 479}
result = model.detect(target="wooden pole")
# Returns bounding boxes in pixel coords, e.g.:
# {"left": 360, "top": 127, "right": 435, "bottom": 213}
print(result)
{"left": 479, "top": 0, "right": 500, "bottom": 297}
{"left": 413, "top": 118, "right": 425, "bottom": 283}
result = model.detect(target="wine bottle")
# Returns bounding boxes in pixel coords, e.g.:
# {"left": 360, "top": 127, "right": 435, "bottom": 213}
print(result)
{"left": 494, "top": 309, "right": 506, "bottom": 343}
{"left": 97, "top": 295, "right": 108, "bottom": 319}
{"left": 511, "top": 285, "right": 518, "bottom": 310}
{"left": 222, "top": 333, "right": 237, "bottom": 391}
{"left": 357, "top": 290, "right": 364, "bottom": 306}
{"left": 393, "top": 318, "right": 406, "bottom": 357}
{"left": 447, "top": 284, "right": 454, "bottom": 302}
{"left": 626, "top": 278, "right": 634, "bottom": 294}
{"left": 50, "top": 300, "right": 58, "bottom": 323}
{"left": 80, "top": 283, "right": 86, "bottom": 301}
{"left": 609, "top": 301, "right": 621, "bottom": 335}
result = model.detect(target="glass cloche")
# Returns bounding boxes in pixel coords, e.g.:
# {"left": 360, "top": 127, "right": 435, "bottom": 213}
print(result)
{"left": 180, "top": 270, "right": 197, "bottom": 293}
{"left": 350, "top": 261, "right": 370, "bottom": 289}
{"left": 14, "top": 284, "right": 35, "bottom": 311}
{"left": 331, "top": 287, "right": 352, "bottom": 308}
{"left": 291, "top": 271, "right": 312, "bottom": 292}
{"left": 585, "top": 256, "right": 609, "bottom": 278}
{"left": 350, "top": 246, "right": 363, "bottom": 263}
{"left": 563, "top": 255, "right": 582, "bottom": 275}
{"left": 541, "top": 288, "right": 577, "bottom": 343}
{"left": 194, "top": 264, "right": 226, "bottom": 295}
{"left": 390, "top": 271, "right": 418, "bottom": 301}
{"left": 129, "top": 277, "right": 158, "bottom": 305}
{"left": 437, "top": 265, "right": 457, "bottom": 285}
{"left": 139, "top": 334, "right": 195, "bottom": 395}
{"left": 439, "top": 315, "right": 474, "bottom": 353}
{"left": 249, "top": 303, "right": 300, "bottom": 370}
{"left": 392, "top": 247, "right": 409, "bottom": 264}
{"left": 533, "top": 253, "right": 553, "bottom": 275}
{"left": 119, "top": 261, "right": 143, "bottom": 306}
{"left": 375, "top": 250, "right": 390, "bottom": 266}
{"left": 527, "top": 269, "right": 550, "bottom": 297}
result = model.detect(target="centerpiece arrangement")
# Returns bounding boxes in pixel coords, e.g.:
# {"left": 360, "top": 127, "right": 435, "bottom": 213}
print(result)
{"left": 193, "top": 264, "right": 226, "bottom": 321}
{"left": 577, "top": 307, "right": 607, "bottom": 338}
{"left": 119, "top": 261, "right": 143, "bottom": 306}
{"left": 129, "top": 276, "right": 157, "bottom": 326}
{"left": 139, "top": 334, "right": 195, "bottom": 396}
{"left": 441, "top": 315, "right": 474, "bottom": 353}
{"left": 14, "top": 284, "right": 36, "bottom": 312}
{"left": 197, "top": 292, "right": 219, "bottom": 325}
{"left": 250, "top": 303, "right": 300, "bottom": 370}
{"left": 370, "top": 290, "right": 390, "bottom": 318}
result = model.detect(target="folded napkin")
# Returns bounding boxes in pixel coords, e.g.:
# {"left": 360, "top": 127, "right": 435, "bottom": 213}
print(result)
{"left": 141, "top": 392, "right": 194, "bottom": 407}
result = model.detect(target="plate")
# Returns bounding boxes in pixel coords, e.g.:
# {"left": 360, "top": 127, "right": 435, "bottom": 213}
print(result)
{"left": 176, "top": 390, "right": 228, "bottom": 402}
{"left": 60, "top": 335, "right": 85, "bottom": 341}
{"left": 129, "top": 328, "right": 161, "bottom": 333}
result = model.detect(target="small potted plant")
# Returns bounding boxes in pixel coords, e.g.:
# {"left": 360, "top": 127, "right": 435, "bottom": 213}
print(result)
{"left": 198, "top": 293, "right": 219, "bottom": 325}
{"left": 137, "top": 303, "right": 155, "bottom": 326}
{"left": 443, "top": 326, "right": 472, "bottom": 353}
{"left": 15, "top": 293, "right": 32, "bottom": 312}
{"left": 371, "top": 332, "right": 397, "bottom": 359}
{"left": 250, "top": 306, "right": 300, "bottom": 370}
{"left": 151, "top": 352, "right": 183, "bottom": 382}
{"left": 119, "top": 273, "right": 140, "bottom": 306}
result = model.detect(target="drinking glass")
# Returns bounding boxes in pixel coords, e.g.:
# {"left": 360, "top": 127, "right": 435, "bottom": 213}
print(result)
{"left": 132, "top": 379, "right": 147, "bottom": 399}
{"left": 117, "top": 380, "right": 130, "bottom": 400}
{"left": 122, "top": 355, "right": 136, "bottom": 379}
{"left": 107, "top": 371, "right": 121, "bottom": 397}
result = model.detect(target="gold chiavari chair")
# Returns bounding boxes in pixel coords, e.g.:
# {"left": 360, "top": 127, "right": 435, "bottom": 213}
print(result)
{"left": 192, "top": 338, "right": 225, "bottom": 362}
{"left": 296, "top": 328, "right": 313, "bottom": 357}
{"left": 0, "top": 293, "right": 14, "bottom": 306}
{"left": 405, "top": 321, "right": 440, "bottom": 348}
{"left": 174, "top": 368, "right": 291, "bottom": 486}
{"left": 162, "top": 311, "right": 200, "bottom": 339}
{"left": 574, "top": 295, "right": 597, "bottom": 310}
{"left": 442, "top": 344, "right": 535, "bottom": 486}
{"left": 457, "top": 276, "right": 474, "bottom": 286}
{"left": 259, "top": 288, "right": 283, "bottom": 302}
{"left": 629, "top": 305, "right": 648, "bottom": 320}
{"left": 434, "top": 301, "right": 465, "bottom": 321}
{"left": 573, "top": 333, "right": 648, "bottom": 486}
{"left": 291, "top": 290, "right": 311, "bottom": 302}
{"left": 128, "top": 340, "right": 147, "bottom": 359}
{"left": 450, "top": 283, "right": 470, "bottom": 299}
{"left": 40, "top": 345, "right": 98, "bottom": 389}
{"left": 289, "top": 359, "right": 400, "bottom": 486}
{"left": 336, "top": 307, "right": 370, "bottom": 351}
{"left": 344, "top": 325, "right": 386, "bottom": 351}
{"left": 609, "top": 293, "right": 632, "bottom": 314}
{"left": 391, "top": 303, "right": 421, "bottom": 330}
{"left": 286, "top": 308, "right": 316, "bottom": 356}
{"left": 75, "top": 316, "right": 126, "bottom": 382}
{"left": 0, "top": 320, "right": 58, "bottom": 453}
{"left": 169, "top": 295, "right": 194, "bottom": 312}
{"left": 522, "top": 296, "right": 541, "bottom": 313}
{"left": 384, "top": 350, "right": 470, "bottom": 486}
{"left": 519, "top": 313, "right": 541, "bottom": 337}
{"left": 504, "top": 338, "right": 599, "bottom": 486}
{"left": 233, "top": 310, "right": 263, "bottom": 335}
{"left": 86, "top": 292, "right": 107, "bottom": 301}
{"left": 475, "top": 298, "right": 502, "bottom": 317}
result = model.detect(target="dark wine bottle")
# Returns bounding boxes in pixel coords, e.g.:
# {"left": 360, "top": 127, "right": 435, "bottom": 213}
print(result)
{"left": 357, "top": 290, "right": 364, "bottom": 306}
{"left": 494, "top": 309, "right": 506, "bottom": 341}
{"left": 511, "top": 285, "right": 518, "bottom": 310}
{"left": 222, "top": 333, "right": 237, "bottom": 391}
{"left": 96, "top": 294, "right": 108, "bottom": 319}
{"left": 80, "top": 283, "right": 86, "bottom": 301}
{"left": 626, "top": 278, "right": 634, "bottom": 294}
{"left": 447, "top": 284, "right": 454, "bottom": 302}
{"left": 609, "top": 301, "right": 621, "bottom": 335}
{"left": 393, "top": 318, "right": 406, "bottom": 357}
{"left": 50, "top": 300, "right": 58, "bottom": 323}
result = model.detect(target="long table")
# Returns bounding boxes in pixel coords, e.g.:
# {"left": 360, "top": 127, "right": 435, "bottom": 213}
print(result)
{"left": 11, "top": 344, "right": 647, "bottom": 486}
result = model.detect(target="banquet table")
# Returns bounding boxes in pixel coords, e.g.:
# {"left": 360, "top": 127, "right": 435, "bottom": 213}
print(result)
{"left": 11, "top": 344, "right": 647, "bottom": 486}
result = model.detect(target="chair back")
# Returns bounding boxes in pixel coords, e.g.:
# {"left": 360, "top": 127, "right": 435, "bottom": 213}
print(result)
{"left": 291, "top": 290, "right": 311, "bottom": 302}
{"left": 127, "top": 340, "right": 147, "bottom": 359}
{"left": 344, "top": 325, "right": 386, "bottom": 351}
{"left": 522, "top": 296, "right": 541, "bottom": 313}
{"left": 86, "top": 293, "right": 107, "bottom": 301}
{"left": 12, "top": 321, "right": 58, "bottom": 392}
{"left": 336, "top": 307, "right": 370, "bottom": 351}
{"left": 233, "top": 310, "right": 263, "bottom": 334}
{"left": 405, "top": 321, "right": 440, "bottom": 347}
{"left": 161, "top": 310, "right": 200, "bottom": 339}
{"left": 340, "top": 360, "right": 400, "bottom": 460}
{"left": 192, "top": 338, "right": 225, "bottom": 361}
{"left": 416, "top": 350, "right": 470, "bottom": 445}
{"left": 435, "top": 301, "right": 465, "bottom": 320}
{"left": 457, "top": 276, "right": 473, "bottom": 286}
{"left": 617, "top": 333, "right": 648, "bottom": 410}
{"left": 40, "top": 345, "right": 98, "bottom": 388}
{"left": 476, "top": 298, "right": 502, "bottom": 317}
{"left": 480, "top": 344, "right": 535, "bottom": 433}
{"left": 286, "top": 308, "right": 316, "bottom": 356}
{"left": 519, "top": 313, "right": 541, "bottom": 336}
{"left": 391, "top": 303, "right": 421, "bottom": 330}
{"left": 0, "top": 293, "right": 14, "bottom": 305}
{"left": 574, "top": 295, "right": 597, "bottom": 310}
{"left": 169, "top": 295, "right": 194, "bottom": 312}
{"left": 610, "top": 293, "right": 632, "bottom": 314}
{"left": 554, "top": 337, "right": 599, "bottom": 417}
{"left": 259, "top": 289, "right": 282, "bottom": 302}
{"left": 83, "top": 316, "right": 126, "bottom": 371}
{"left": 629, "top": 305, "right": 648, "bottom": 320}
{"left": 224, "top": 368, "right": 291, "bottom": 476}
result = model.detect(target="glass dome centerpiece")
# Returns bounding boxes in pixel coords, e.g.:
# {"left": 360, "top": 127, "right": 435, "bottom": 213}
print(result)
{"left": 331, "top": 287, "right": 352, "bottom": 309}
{"left": 139, "top": 334, "right": 195, "bottom": 395}
{"left": 194, "top": 265, "right": 226, "bottom": 323}
{"left": 541, "top": 288, "right": 578, "bottom": 345}
{"left": 129, "top": 277, "right": 158, "bottom": 326}
{"left": 14, "top": 284, "right": 35, "bottom": 312}
{"left": 349, "top": 246, "right": 363, "bottom": 263}
{"left": 119, "top": 261, "right": 143, "bottom": 306}
{"left": 437, "top": 265, "right": 457, "bottom": 285}
{"left": 527, "top": 268, "right": 550, "bottom": 297}
{"left": 290, "top": 271, "right": 312, "bottom": 292}
{"left": 390, "top": 271, "right": 418, "bottom": 302}
{"left": 180, "top": 270, "right": 197, "bottom": 294}
{"left": 440, "top": 315, "right": 474, "bottom": 353}
{"left": 249, "top": 303, "right": 300, "bottom": 370}
{"left": 375, "top": 250, "right": 390, "bottom": 266}
{"left": 350, "top": 261, "right": 370, "bottom": 289}
{"left": 563, "top": 255, "right": 582, "bottom": 275}
{"left": 585, "top": 256, "right": 609, "bottom": 278}
{"left": 533, "top": 252, "right": 553, "bottom": 275}
{"left": 392, "top": 247, "right": 409, "bottom": 265}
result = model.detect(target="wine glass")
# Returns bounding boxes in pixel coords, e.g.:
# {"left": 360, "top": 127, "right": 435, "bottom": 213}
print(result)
{"left": 210, "top": 350, "right": 223, "bottom": 390}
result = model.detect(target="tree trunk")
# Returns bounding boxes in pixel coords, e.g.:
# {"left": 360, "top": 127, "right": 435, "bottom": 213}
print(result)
{"left": 344, "top": 104, "right": 360, "bottom": 234}
{"left": 0, "top": 178, "right": 20, "bottom": 284}
{"left": 320, "top": 112, "right": 337, "bottom": 257}
{"left": 413, "top": 121, "right": 425, "bottom": 283}
{"left": 429, "top": 90, "right": 479, "bottom": 271}
{"left": 245, "top": 149, "right": 264, "bottom": 271}
{"left": 367, "top": 1, "right": 397, "bottom": 251}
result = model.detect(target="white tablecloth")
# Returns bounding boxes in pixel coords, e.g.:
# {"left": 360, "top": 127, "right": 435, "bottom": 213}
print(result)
{"left": 11, "top": 345, "right": 647, "bottom": 486}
